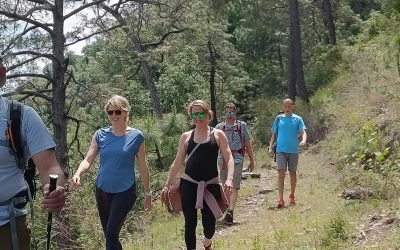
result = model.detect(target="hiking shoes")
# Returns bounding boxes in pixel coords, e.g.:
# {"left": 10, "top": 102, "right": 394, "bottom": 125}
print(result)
{"left": 277, "top": 200, "right": 285, "bottom": 208}
{"left": 223, "top": 210, "right": 233, "bottom": 225}
{"left": 289, "top": 195, "right": 296, "bottom": 205}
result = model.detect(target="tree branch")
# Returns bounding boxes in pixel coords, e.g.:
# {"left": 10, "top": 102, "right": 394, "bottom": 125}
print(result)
{"left": 27, "top": 0, "right": 52, "bottom": 5}
{"left": 0, "top": 11, "right": 53, "bottom": 35}
{"left": 25, "top": 5, "right": 53, "bottom": 16}
{"left": 142, "top": 28, "right": 188, "bottom": 48}
{"left": 1, "top": 26, "right": 38, "bottom": 55}
{"left": 7, "top": 73, "right": 55, "bottom": 83}
{"left": 65, "top": 24, "right": 124, "bottom": 47}
{"left": 9, "top": 51, "right": 59, "bottom": 63}
{"left": 66, "top": 115, "right": 85, "bottom": 158}
{"left": 2, "top": 90, "right": 52, "bottom": 102}
{"left": 64, "top": 0, "right": 108, "bottom": 20}
{"left": 7, "top": 56, "right": 42, "bottom": 71}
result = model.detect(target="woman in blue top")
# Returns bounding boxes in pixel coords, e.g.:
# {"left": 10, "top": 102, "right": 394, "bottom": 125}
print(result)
{"left": 71, "top": 95, "right": 152, "bottom": 250}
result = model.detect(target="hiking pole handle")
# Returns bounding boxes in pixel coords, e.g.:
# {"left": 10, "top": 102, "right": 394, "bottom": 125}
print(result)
{"left": 46, "top": 174, "right": 58, "bottom": 250}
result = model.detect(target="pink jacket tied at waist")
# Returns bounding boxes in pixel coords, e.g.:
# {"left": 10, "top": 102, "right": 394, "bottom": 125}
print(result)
{"left": 182, "top": 174, "right": 224, "bottom": 219}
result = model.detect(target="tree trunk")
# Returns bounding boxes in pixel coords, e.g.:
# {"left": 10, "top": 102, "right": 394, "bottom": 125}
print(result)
{"left": 101, "top": 5, "right": 162, "bottom": 118}
{"left": 207, "top": 39, "right": 218, "bottom": 127}
{"left": 288, "top": 0, "right": 309, "bottom": 103}
{"left": 52, "top": 0, "right": 72, "bottom": 248}
{"left": 322, "top": 0, "right": 336, "bottom": 45}
{"left": 311, "top": 7, "right": 323, "bottom": 42}
{"left": 287, "top": 36, "right": 296, "bottom": 102}
{"left": 277, "top": 45, "right": 285, "bottom": 76}
{"left": 131, "top": 36, "right": 162, "bottom": 119}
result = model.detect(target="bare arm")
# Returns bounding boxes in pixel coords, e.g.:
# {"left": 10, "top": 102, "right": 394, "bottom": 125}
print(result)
{"left": 71, "top": 136, "right": 99, "bottom": 187}
{"left": 164, "top": 132, "right": 190, "bottom": 187}
{"left": 245, "top": 140, "right": 255, "bottom": 171}
{"left": 216, "top": 129, "right": 234, "bottom": 195}
{"left": 33, "top": 149, "right": 66, "bottom": 212}
{"left": 33, "top": 149, "right": 66, "bottom": 187}
{"left": 299, "top": 130, "right": 307, "bottom": 146}
{"left": 160, "top": 132, "right": 190, "bottom": 203}
{"left": 136, "top": 142, "right": 152, "bottom": 211}
{"left": 136, "top": 142, "right": 151, "bottom": 193}
{"left": 268, "top": 133, "right": 276, "bottom": 153}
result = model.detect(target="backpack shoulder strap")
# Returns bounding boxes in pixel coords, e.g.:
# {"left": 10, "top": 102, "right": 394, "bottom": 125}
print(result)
{"left": 236, "top": 120, "right": 246, "bottom": 156}
{"left": 236, "top": 120, "right": 243, "bottom": 137}
{"left": 8, "top": 100, "right": 25, "bottom": 168}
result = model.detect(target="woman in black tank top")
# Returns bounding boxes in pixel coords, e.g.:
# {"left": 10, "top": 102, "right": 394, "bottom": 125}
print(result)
{"left": 161, "top": 100, "right": 235, "bottom": 250}
{"left": 185, "top": 128, "right": 219, "bottom": 181}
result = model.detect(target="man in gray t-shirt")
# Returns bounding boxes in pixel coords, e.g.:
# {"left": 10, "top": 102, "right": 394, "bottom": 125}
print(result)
{"left": 0, "top": 59, "right": 66, "bottom": 249}
{"left": 216, "top": 102, "right": 255, "bottom": 225}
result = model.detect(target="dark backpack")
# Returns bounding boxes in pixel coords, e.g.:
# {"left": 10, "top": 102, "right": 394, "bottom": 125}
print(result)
{"left": 7, "top": 100, "right": 37, "bottom": 200}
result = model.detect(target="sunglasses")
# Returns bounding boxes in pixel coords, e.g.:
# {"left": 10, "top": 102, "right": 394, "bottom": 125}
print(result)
{"left": 225, "top": 111, "right": 236, "bottom": 117}
{"left": 106, "top": 110, "right": 122, "bottom": 116}
{"left": 190, "top": 112, "right": 206, "bottom": 119}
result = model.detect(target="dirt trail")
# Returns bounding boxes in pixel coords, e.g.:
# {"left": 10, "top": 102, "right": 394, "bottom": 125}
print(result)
{"left": 203, "top": 151, "right": 399, "bottom": 249}
{"left": 215, "top": 168, "right": 275, "bottom": 236}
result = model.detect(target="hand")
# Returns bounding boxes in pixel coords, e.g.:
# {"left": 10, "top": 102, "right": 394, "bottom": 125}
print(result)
{"left": 71, "top": 174, "right": 81, "bottom": 189}
{"left": 224, "top": 179, "right": 233, "bottom": 198}
{"left": 42, "top": 185, "right": 66, "bottom": 213}
{"left": 268, "top": 146, "right": 273, "bottom": 154}
{"left": 144, "top": 196, "right": 152, "bottom": 212}
{"left": 299, "top": 140, "right": 306, "bottom": 147}
{"left": 247, "top": 161, "right": 255, "bottom": 172}
{"left": 160, "top": 186, "right": 169, "bottom": 203}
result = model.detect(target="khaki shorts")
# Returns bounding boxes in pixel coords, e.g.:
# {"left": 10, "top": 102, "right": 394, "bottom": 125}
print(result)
{"left": 0, "top": 215, "right": 30, "bottom": 250}
{"left": 220, "top": 162, "right": 244, "bottom": 189}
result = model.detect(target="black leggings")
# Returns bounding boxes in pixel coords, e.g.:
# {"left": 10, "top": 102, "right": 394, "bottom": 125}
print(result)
{"left": 180, "top": 179, "right": 221, "bottom": 250}
{"left": 95, "top": 185, "right": 137, "bottom": 250}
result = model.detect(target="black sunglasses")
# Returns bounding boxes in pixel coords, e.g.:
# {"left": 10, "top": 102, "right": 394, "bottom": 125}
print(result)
{"left": 106, "top": 110, "right": 122, "bottom": 116}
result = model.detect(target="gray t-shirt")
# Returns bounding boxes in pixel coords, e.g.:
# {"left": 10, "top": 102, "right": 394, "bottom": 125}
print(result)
{"left": 0, "top": 96, "right": 55, "bottom": 225}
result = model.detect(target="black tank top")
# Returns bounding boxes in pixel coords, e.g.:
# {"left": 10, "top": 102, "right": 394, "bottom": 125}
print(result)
{"left": 185, "top": 129, "right": 219, "bottom": 182}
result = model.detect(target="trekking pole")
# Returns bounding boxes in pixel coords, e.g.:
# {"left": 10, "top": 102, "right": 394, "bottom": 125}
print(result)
{"left": 46, "top": 174, "right": 58, "bottom": 250}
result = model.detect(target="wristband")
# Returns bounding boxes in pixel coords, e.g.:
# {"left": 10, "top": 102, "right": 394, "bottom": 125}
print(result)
{"left": 144, "top": 191, "right": 152, "bottom": 197}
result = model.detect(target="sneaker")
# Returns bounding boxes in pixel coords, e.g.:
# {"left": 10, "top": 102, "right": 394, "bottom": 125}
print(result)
{"left": 289, "top": 195, "right": 296, "bottom": 205}
{"left": 223, "top": 210, "right": 233, "bottom": 225}
{"left": 277, "top": 200, "right": 285, "bottom": 208}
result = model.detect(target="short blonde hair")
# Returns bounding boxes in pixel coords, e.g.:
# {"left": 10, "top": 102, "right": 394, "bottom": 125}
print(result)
{"left": 104, "top": 95, "right": 131, "bottom": 112}
{"left": 187, "top": 100, "right": 213, "bottom": 119}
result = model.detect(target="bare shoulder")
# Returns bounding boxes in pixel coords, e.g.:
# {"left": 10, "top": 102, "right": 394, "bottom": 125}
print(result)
{"left": 212, "top": 128, "right": 226, "bottom": 140}
{"left": 182, "top": 130, "right": 193, "bottom": 138}
{"left": 180, "top": 130, "right": 193, "bottom": 142}
{"left": 213, "top": 128, "right": 224, "bottom": 135}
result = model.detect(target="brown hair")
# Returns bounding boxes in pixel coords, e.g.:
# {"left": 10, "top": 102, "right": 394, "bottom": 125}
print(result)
{"left": 224, "top": 102, "right": 237, "bottom": 111}
{"left": 187, "top": 100, "right": 213, "bottom": 119}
